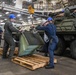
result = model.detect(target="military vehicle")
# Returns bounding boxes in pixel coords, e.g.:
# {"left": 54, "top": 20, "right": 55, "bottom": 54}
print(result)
{"left": 54, "top": 7, "right": 76, "bottom": 59}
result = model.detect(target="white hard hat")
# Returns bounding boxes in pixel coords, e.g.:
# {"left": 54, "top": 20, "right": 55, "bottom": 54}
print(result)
{"left": 41, "top": 19, "right": 47, "bottom": 25}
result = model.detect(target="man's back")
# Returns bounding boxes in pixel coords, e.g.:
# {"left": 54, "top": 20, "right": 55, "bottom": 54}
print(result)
{"left": 4, "top": 21, "right": 18, "bottom": 36}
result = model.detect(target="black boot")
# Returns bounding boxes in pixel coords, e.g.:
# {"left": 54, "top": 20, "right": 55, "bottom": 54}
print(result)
{"left": 8, "top": 50, "right": 14, "bottom": 59}
{"left": 45, "top": 64, "right": 54, "bottom": 69}
{"left": 2, "top": 50, "right": 8, "bottom": 59}
{"left": 2, "top": 56, "right": 8, "bottom": 59}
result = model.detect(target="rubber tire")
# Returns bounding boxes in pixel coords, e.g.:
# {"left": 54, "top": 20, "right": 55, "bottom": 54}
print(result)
{"left": 54, "top": 38, "right": 65, "bottom": 55}
{"left": 70, "top": 40, "right": 76, "bottom": 59}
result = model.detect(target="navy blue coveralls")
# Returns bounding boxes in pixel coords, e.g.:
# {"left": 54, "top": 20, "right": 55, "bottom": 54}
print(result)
{"left": 36, "top": 23, "right": 58, "bottom": 67}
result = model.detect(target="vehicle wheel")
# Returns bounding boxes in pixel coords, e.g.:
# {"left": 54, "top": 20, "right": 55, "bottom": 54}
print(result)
{"left": 70, "top": 40, "right": 76, "bottom": 59}
{"left": 54, "top": 38, "right": 65, "bottom": 55}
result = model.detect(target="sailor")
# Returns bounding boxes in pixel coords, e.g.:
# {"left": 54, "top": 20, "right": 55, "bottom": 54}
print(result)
{"left": 2, "top": 14, "right": 21, "bottom": 59}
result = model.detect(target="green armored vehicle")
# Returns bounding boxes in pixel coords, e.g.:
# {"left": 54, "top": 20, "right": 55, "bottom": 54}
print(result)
{"left": 54, "top": 7, "right": 76, "bottom": 59}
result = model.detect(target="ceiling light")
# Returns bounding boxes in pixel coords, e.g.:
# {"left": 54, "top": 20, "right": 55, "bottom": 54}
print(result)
{"left": 0, "top": 20, "right": 3, "bottom": 22}
{"left": 26, "top": 0, "right": 32, "bottom": 2}
{"left": 0, "top": 15, "right": 2, "bottom": 17}
{"left": 17, "top": 14, "right": 21, "bottom": 17}
{"left": 5, "top": 12, "right": 9, "bottom": 15}
{"left": 28, "top": 16, "right": 31, "bottom": 18}
{"left": 4, "top": 19, "right": 7, "bottom": 20}
{"left": 19, "top": 18, "right": 22, "bottom": 20}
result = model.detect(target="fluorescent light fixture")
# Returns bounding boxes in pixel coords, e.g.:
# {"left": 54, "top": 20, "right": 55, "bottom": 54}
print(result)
{"left": 1, "top": 23, "right": 5, "bottom": 25}
{"left": 5, "top": 12, "right": 9, "bottom": 15}
{"left": 26, "top": 0, "right": 32, "bottom": 2}
{"left": 19, "top": 18, "right": 22, "bottom": 20}
{"left": 36, "top": 18, "right": 40, "bottom": 20}
{"left": 0, "top": 15, "right": 2, "bottom": 17}
{"left": 28, "top": 19, "right": 31, "bottom": 22}
{"left": 63, "top": 0, "right": 67, "bottom": 1}
{"left": 28, "top": 16, "right": 31, "bottom": 18}
{"left": 0, "top": 20, "right": 3, "bottom": 22}
{"left": 17, "top": 14, "right": 21, "bottom": 17}
{"left": 4, "top": 19, "right": 7, "bottom": 20}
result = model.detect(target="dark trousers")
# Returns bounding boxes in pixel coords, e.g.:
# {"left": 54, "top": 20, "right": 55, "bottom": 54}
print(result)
{"left": 48, "top": 41, "right": 57, "bottom": 67}
{"left": 0, "top": 35, "right": 2, "bottom": 44}
{"left": 43, "top": 42, "right": 49, "bottom": 54}
{"left": 3, "top": 35, "right": 15, "bottom": 58}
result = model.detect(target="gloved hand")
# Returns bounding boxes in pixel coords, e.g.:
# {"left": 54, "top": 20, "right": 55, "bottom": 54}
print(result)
{"left": 19, "top": 29, "right": 24, "bottom": 34}
{"left": 30, "top": 25, "right": 35, "bottom": 29}
{"left": 31, "top": 28, "right": 38, "bottom": 34}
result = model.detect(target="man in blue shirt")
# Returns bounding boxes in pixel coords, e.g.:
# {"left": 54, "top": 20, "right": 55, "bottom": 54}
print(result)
{"left": 35, "top": 17, "right": 58, "bottom": 69}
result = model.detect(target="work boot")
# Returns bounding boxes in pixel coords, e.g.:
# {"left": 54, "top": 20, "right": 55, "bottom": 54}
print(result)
{"left": 2, "top": 49, "right": 8, "bottom": 59}
{"left": 2, "top": 56, "right": 8, "bottom": 59}
{"left": 9, "top": 50, "right": 14, "bottom": 59}
{"left": 45, "top": 64, "right": 54, "bottom": 69}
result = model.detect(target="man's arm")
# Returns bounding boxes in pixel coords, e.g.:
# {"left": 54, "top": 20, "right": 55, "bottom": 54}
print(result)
{"left": 9, "top": 23, "right": 19, "bottom": 32}
{"left": 36, "top": 25, "right": 48, "bottom": 31}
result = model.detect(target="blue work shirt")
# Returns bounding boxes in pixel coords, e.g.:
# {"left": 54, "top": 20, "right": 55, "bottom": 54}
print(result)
{"left": 36, "top": 23, "right": 58, "bottom": 43}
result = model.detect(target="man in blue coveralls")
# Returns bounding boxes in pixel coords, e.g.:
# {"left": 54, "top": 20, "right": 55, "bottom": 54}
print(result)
{"left": 33, "top": 17, "right": 58, "bottom": 69}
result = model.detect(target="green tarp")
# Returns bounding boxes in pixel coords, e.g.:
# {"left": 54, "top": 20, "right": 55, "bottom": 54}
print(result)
{"left": 18, "top": 31, "right": 44, "bottom": 56}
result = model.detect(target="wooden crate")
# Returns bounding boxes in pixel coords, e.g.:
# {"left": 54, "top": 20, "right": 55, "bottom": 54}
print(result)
{"left": 12, "top": 54, "right": 57, "bottom": 70}
{"left": 0, "top": 47, "right": 18, "bottom": 55}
